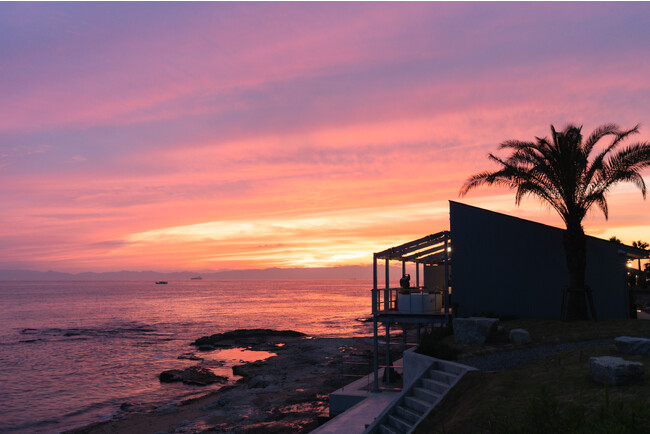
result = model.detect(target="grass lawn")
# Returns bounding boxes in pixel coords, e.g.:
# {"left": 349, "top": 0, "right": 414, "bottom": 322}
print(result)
{"left": 413, "top": 319, "right": 650, "bottom": 433}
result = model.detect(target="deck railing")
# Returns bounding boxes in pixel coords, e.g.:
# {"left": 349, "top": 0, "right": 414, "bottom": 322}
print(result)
{"left": 372, "top": 286, "right": 450, "bottom": 315}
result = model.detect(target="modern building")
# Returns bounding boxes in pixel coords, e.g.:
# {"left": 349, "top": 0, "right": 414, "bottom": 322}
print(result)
{"left": 449, "top": 201, "right": 646, "bottom": 319}
{"left": 371, "top": 201, "right": 648, "bottom": 391}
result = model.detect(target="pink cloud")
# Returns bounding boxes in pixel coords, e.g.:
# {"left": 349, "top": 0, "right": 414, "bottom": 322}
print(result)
{"left": 1, "top": 3, "right": 649, "bottom": 272}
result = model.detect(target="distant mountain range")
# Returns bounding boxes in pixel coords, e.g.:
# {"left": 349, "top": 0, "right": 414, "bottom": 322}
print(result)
{"left": 0, "top": 265, "right": 394, "bottom": 281}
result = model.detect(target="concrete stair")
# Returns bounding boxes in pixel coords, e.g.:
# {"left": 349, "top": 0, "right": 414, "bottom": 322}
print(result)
{"left": 364, "top": 360, "right": 472, "bottom": 434}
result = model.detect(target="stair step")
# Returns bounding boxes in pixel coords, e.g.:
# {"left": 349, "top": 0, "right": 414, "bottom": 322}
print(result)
{"left": 388, "top": 414, "right": 413, "bottom": 432}
{"left": 404, "top": 395, "right": 432, "bottom": 413}
{"left": 368, "top": 361, "right": 469, "bottom": 434}
{"left": 413, "top": 386, "right": 440, "bottom": 403}
{"left": 421, "top": 377, "right": 449, "bottom": 394}
{"left": 428, "top": 369, "right": 457, "bottom": 384}
{"left": 396, "top": 405, "right": 423, "bottom": 423}
{"left": 380, "top": 423, "right": 401, "bottom": 434}
{"left": 435, "top": 361, "right": 466, "bottom": 375}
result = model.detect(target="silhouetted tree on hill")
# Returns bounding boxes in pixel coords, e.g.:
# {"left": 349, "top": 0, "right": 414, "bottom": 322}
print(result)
{"left": 461, "top": 123, "right": 650, "bottom": 320}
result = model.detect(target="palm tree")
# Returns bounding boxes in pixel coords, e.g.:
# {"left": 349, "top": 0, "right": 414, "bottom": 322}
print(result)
{"left": 460, "top": 123, "right": 650, "bottom": 320}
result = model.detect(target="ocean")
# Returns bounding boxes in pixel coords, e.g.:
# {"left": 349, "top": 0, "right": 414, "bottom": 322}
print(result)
{"left": 0, "top": 279, "right": 373, "bottom": 433}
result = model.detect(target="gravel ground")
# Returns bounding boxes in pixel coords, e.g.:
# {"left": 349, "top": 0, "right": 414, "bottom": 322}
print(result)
{"left": 458, "top": 339, "right": 614, "bottom": 371}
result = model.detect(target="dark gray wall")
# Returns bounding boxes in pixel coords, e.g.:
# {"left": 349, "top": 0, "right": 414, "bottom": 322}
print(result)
{"left": 423, "top": 264, "right": 446, "bottom": 289}
{"left": 450, "top": 201, "right": 629, "bottom": 319}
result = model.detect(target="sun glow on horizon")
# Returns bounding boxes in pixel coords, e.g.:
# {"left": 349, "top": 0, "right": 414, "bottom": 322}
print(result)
{"left": 123, "top": 201, "right": 453, "bottom": 269}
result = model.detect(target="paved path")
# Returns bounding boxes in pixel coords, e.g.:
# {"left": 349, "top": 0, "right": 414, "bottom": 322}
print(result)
{"left": 459, "top": 338, "right": 614, "bottom": 371}
{"left": 311, "top": 391, "right": 399, "bottom": 434}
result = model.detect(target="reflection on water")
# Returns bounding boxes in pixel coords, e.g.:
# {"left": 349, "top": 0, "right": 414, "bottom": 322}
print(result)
{"left": 0, "top": 279, "right": 372, "bottom": 433}
{"left": 201, "top": 347, "right": 276, "bottom": 363}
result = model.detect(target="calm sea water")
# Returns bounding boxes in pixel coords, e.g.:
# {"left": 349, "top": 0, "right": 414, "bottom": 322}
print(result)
{"left": 0, "top": 279, "right": 373, "bottom": 433}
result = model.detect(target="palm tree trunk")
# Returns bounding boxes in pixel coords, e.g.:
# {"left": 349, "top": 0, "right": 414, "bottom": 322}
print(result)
{"left": 563, "top": 220, "right": 590, "bottom": 320}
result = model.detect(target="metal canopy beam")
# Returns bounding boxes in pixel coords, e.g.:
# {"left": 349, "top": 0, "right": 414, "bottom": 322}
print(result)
{"left": 375, "top": 231, "right": 447, "bottom": 258}
{"left": 375, "top": 231, "right": 449, "bottom": 263}
{"left": 418, "top": 251, "right": 448, "bottom": 264}
{"left": 402, "top": 243, "right": 446, "bottom": 262}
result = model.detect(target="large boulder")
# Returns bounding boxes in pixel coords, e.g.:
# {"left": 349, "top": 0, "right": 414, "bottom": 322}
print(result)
{"left": 453, "top": 317, "right": 499, "bottom": 345}
{"left": 614, "top": 336, "right": 650, "bottom": 356}
{"left": 159, "top": 366, "right": 228, "bottom": 386}
{"left": 509, "top": 328, "right": 531, "bottom": 344}
{"left": 589, "top": 356, "right": 644, "bottom": 386}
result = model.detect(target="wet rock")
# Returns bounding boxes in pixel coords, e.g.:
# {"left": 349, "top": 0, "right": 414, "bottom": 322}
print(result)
{"left": 233, "top": 361, "right": 265, "bottom": 377}
{"left": 155, "top": 404, "right": 179, "bottom": 415}
{"left": 119, "top": 402, "right": 148, "bottom": 412}
{"left": 159, "top": 366, "right": 228, "bottom": 386}
{"left": 82, "top": 335, "right": 374, "bottom": 434}
{"left": 178, "top": 352, "right": 203, "bottom": 361}
{"left": 192, "top": 329, "right": 306, "bottom": 350}
{"left": 201, "top": 395, "right": 231, "bottom": 411}
{"left": 248, "top": 375, "right": 272, "bottom": 389}
{"left": 200, "top": 401, "right": 219, "bottom": 411}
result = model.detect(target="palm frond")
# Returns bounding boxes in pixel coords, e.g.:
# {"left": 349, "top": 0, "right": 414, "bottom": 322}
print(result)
{"left": 499, "top": 140, "right": 536, "bottom": 151}
{"left": 609, "top": 124, "right": 640, "bottom": 149}
{"left": 461, "top": 123, "right": 650, "bottom": 228}
{"left": 583, "top": 123, "right": 619, "bottom": 156}
{"left": 606, "top": 142, "right": 650, "bottom": 171}
{"left": 583, "top": 192, "right": 609, "bottom": 219}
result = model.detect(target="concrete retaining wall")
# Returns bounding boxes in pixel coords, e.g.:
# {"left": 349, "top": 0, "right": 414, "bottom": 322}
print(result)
{"left": 403, "top": 347, "right": 435, "bottom": 388}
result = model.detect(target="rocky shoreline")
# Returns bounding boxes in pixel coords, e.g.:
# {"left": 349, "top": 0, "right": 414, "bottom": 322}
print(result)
{"left": 66, "top": 329, "right": 375, "bottom": 433}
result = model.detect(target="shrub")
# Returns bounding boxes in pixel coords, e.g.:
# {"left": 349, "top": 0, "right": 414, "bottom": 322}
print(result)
{"left": 416, "top": 327, "right": 460, "bottom": 360}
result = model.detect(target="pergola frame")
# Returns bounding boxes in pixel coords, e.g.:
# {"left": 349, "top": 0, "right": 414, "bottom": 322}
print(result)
{"left": 371, "top": 231, "right": 451, "bottom": 392}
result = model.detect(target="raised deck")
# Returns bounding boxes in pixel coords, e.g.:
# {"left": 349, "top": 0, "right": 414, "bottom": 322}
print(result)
{"left": 371, "top": 232, "right": 453, "bottom": 392}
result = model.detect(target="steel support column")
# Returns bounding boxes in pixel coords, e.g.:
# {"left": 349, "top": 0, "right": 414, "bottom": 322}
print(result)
{"left": 372, "top": 254, "right": 379, "bottom": 392}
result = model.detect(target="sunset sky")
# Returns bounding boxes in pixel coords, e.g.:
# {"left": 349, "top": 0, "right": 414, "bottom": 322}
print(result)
{"left": 1, "top": 2, "right": 650, "bottom": 273}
